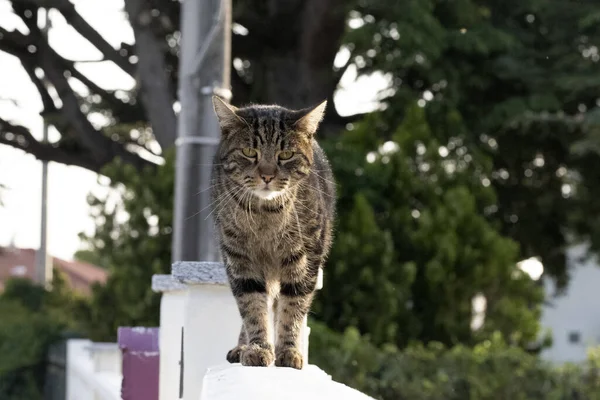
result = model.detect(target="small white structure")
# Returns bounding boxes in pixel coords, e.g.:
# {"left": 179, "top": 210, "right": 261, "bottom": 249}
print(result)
{"left": 66, "top": 340, "right": 122, "bottom": 400}
{"left": 540, "top": 244, "right": 600, "bottom": 364}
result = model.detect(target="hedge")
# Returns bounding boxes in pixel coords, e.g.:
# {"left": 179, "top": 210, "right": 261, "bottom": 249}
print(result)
{"left": 309, "top": 320, "right": 600, "bottom": 400}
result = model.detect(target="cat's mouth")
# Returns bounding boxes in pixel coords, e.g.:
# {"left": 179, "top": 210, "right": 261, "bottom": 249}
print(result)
{"left": 253, "top": 186, "right": 285, "bottom": 200}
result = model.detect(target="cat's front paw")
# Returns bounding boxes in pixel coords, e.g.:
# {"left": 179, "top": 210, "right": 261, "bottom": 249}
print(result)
{"left": 275, "top": 347, "right": 303, "bottom": 369}
{"left": 241, "top": 343, "right": 274, "bottom": 367}
{"left": 226, "top": 345, "right": 247, "bottom": 363}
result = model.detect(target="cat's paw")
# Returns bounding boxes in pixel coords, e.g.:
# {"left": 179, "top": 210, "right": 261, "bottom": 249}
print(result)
{"left": 241, "top": 343, "right": 274, "bottom": 367}
{"left": 275, "top": 347, "right": 303, "bottom": 369}
{"left": 226, "top": 345, "right": 246, "bottom": 363}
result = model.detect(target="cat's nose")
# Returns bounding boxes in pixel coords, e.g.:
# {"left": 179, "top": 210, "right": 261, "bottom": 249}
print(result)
{"left": 261, "top": 174, "right": 275, "bottom": 183}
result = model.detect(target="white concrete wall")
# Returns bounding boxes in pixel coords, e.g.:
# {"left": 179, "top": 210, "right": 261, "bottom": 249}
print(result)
{"left": 540, "top": 244, "right": 600, "bottom": 364}
{"left": 159, "top": 289, "right": 187, "bottom": 400}
{"left": 200, "top": 364, "right": 375, "bottom": 400}
{"left": 155, "top": 262, "right": 362, "bottom": 400}
{"left": 164, "top": 262, "right": 321, "bottom": 400}
{"left": 182, "top": 283, "right": 242, "bottom": 400}
{"left": 66, "top": 340, "right": 122, "bottom": 400}
{"left": 67, "top": 265, "right": 373, "bottom": 400}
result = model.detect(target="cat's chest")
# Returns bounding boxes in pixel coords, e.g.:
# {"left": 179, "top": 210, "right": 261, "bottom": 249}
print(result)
{"left": 229, "top": 204, "right": 293, "bottom": 232}
{"left": 234, "top": 213, "right": 301, "bottom": 253}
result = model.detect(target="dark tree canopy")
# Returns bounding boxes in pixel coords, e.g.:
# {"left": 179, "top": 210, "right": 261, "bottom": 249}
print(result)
{"left": 338, "top": 0, "right": 600, "bottom": 288}
{"left": 1, "top": 0, "right": 600, "bottom": 311}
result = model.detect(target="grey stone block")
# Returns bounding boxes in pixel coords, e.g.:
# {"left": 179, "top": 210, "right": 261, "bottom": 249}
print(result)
{"left": 172, "top": 261, "right": 229, "bottom": 285}
{"left": 151, "top": 274, "right": 187, "bottom": 292}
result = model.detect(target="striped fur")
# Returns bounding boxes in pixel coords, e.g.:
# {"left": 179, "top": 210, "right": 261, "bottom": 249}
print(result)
{"left": 211, "top": 96, "right": 335, "bottom": 369}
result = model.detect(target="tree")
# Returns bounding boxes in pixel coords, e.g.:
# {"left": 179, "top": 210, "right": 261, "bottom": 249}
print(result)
{"left": 4, "top": 0, "right": 600, "bottom": 289}
{"left": 0, "top": 0, "right": 157, "bottom": 172}
{"left": 76, "top": 152, "right": 175, "bottom": 341}
{"left": 342, "top": 0, "right": 600, "bottom": 288}
{"left": 314, "top": 105, "right": 542, "bottom": 347}
{"left": 0, "top": 0, "right": 356, "bottom": 173}
{"left": 4, "top": 0, "right": 600, "bottom": 342}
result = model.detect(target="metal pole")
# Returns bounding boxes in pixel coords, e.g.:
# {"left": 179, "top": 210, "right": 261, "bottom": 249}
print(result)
{"left": 172, "top": 0, "right": 231, "bottom": 263}
{"left": 36, "top": 9, "right": 52, "bottom": 288}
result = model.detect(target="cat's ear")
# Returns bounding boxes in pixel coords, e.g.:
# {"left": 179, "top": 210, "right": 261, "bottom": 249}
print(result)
{"left": 212, "top": 96, "right": 245, "bottom": 132}
{"left": 294, "top": 100, "right": 327, "bottom": 136}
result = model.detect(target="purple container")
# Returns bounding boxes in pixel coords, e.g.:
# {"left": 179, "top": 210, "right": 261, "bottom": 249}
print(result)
{"left": 118, "top": 327, "right": 160, "bottom": 400}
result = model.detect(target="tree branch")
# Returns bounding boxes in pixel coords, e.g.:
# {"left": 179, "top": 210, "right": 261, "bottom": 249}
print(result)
{"left": 0, "top": 24, "right": 155, "bottom": 172}
{"left": 33, "top": 47, "right": 113, "bottom": 161}
{"left": 64, "top": 60, "right": 141, "bottom": 117}
{"left": 21, "top": 62, "right": 56, "bottom": 113}
{"left": 0, "top": 117, "right": 102, "bottom": 170}
{"left": 0, "top": 117, "right": 155, "bottom": 172}
{"left": 0, "top": 26, "right": 29, "bottom": 55}
{"left": 1, "top": 22, "right": 139, "bottom": 121}
{"left": 18, "top": 0, "right": 136, "bottom": 75}
{"left": 124, "top": 0, "right": 177, "bottom": 150}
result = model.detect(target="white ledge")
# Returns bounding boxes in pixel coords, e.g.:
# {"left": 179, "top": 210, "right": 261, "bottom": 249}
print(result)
{"left": 200, "top": 364, "right": 375, "bottom": 400}
{"left": 172, "top": 261, "right": 228, "bottom": 285}
{"left": 152, "top": 274, "right": 188, "bottom": 292}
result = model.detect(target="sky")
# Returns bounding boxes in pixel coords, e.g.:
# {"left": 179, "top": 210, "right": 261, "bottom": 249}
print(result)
{"left": 0, "top": 0, "right": 388, "bottom": 261}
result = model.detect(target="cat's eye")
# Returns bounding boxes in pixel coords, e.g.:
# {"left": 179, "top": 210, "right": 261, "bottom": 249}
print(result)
{"left": 242, "top": 147, "right": 258, "bottom": 157}
{"left": 278, "top": 150, "right": 294, "bottom": 160}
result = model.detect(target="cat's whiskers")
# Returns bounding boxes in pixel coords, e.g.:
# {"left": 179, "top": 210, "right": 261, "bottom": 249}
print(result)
{"left": 204, "top": 184, "right": 247, "bottom": 221}
{"left": 310, "top": 170, "right": 337, "bottom": 186}
{"left": 298, "top": 181, "right": 336, "bottom": 199}
{"left": 292, "top": 197, "right": 321, "bottom": 217}
{"left": 195, "top": 181, "right": 227, "bottom": 196}
{"left": 292, "top": 202, "right": 306, "bottom": 250}
{"left": 243, "top": 189, "right": 259, "bottom": 237}
{"left": 198, "top": 162, "right": 228, "bottom": 166}
{"left": 186, "top": 186, "right": 234, "bottom": 220}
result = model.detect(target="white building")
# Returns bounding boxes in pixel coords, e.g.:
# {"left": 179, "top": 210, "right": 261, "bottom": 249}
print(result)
{"left": 540, "top": 244, "right": 600, "bottom": 364}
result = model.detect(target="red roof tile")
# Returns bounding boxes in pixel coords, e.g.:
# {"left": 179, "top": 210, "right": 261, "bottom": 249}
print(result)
{"left": 0, "top": 246, "right": 108, "bottom": 295}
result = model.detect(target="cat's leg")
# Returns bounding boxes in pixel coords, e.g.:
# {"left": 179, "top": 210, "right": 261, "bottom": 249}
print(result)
{"left": 227, "top": 267, "right": 274, "bottom": 367}
{"left": 271, "top": 296, "right": 279, "bottom": 345}
{"left": 226, "top": 325, "right": 247, "bottom": 363}
{"left": 275, "top": 256, "right": 319, "bottom": 369}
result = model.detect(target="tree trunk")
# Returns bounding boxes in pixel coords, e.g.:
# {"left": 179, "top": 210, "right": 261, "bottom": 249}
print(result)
{"left": 233, "top": 0, "right": 348, "bottom": 134}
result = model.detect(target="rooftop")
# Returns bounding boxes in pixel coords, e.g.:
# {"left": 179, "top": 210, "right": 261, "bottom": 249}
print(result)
{"left": 0, "top": 246, "right": 108, "bottom": 295}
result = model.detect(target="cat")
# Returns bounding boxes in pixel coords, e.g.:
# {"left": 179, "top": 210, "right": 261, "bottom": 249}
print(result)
{"left": 210, "top": 96, "right": 335, "bottom": 369}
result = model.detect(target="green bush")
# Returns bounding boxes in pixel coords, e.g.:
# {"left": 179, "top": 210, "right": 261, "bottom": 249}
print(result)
{"left": 0, "top": 300, "right": 61, "bottom": 399}
{"left": 309, "top": 320, "right": 600, "bottom": 400}
{"left": 0, "top": 274, "right": 83, "bottom": 400}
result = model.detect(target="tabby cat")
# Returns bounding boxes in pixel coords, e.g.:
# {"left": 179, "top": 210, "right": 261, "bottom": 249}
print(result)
{"left": 210, "top": 96, "right": 335, "bottom": 369}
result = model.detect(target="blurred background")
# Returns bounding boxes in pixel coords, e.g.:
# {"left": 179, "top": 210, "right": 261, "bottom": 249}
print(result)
{"left": 1, "top": 0, "right": 600, "bottom": 399}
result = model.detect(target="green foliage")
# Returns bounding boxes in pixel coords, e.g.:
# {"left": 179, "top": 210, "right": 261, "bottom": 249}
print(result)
{"left": 346, "top": 0, "right": 600, "bottom": 289}
{"left": 76, "top": 151, "right": 175, "bottom": 341}
{"left": 0, "top": 272, "right": 82, "bottom": 400}
{"left": 309, "top": 320, "right": 600, "bottom": 400}
{"left": 315, "top": 104, "right": 542, "bottom": 348}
